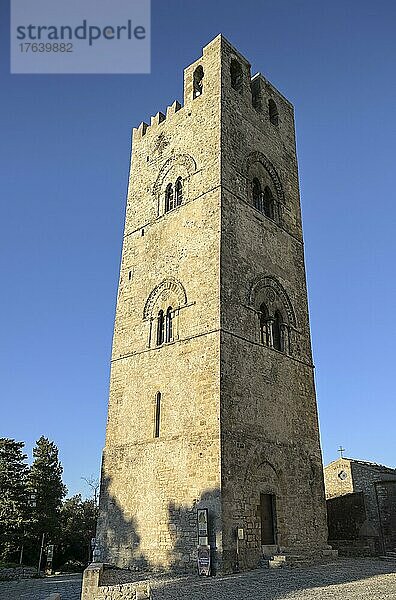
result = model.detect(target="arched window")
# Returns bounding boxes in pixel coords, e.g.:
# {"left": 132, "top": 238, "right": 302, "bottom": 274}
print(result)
{"left": 263, "top": 186, "right": 274, "bottom": 220}
{"left": 273, "top": 310, "right": 283, "bottom": 351}
{"left": 165, "top": 306, "right": 173, "bottom": 343}
{"left": 230, "top": 60, "right": 243, "bottom": 91}
{"left": 154, "top": 392, "right": 161, "bottom": 438}
{"left": 252, "top": 178, "right": 262, "bottom": 211}
{"left": 260, "top": 303, "right": 270, "bottom": 346}
{"left": 251, "top": 78, "right": 261, "bottom": 110}
{"left": 165, "top": 183, "right": 174, "bottom": 213}
{"left": 193, "top": 65, "right": 204, "bottom": 98}
{"left": 175, "top": 177, "right": 183, "bottom": 206}
{"left": 156, "top": 310, "right": 165, "bottom": 346}
{"left": 269, "top": 99, "right": 279, "bottom": 126}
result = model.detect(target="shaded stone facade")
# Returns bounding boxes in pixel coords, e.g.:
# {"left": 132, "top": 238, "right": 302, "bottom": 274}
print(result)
{"left": 96, "top": 35, "right": 328, "bottom": 574}
{"left": 324, "top": 458, "right": 396, "bottom": 554}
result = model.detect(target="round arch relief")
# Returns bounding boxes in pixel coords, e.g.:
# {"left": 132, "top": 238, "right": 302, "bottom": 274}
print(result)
{"left": 242, "top": 448, "right": 281, "bottom": 502}
{"left": 153, "top": 153, "right": 197, "bottom": 214}
{"left": 249, "top": 275, "right": 296, "bottom": 328}
{"left": 245, "top": 150, "right": 285, "bottom": 205}
{"left": 143, "top": 278, "right": 188, "bottom": 321}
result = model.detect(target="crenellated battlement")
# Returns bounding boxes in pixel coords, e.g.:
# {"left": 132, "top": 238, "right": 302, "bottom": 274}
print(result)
{"left": 133, "top": 100, "right": 182, "bottom": 140}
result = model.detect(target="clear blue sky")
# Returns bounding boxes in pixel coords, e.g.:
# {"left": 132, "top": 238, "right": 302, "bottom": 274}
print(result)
{"left": 1, "top": 0, "right": 395, "bottom": 497}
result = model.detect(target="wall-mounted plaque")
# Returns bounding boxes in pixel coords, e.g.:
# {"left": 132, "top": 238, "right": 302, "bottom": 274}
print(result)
{"left": 197, "top": 508, "right": 208, "bottom": 539}
{"left": 197, "top": 544, "right": 211, "bottom": 576}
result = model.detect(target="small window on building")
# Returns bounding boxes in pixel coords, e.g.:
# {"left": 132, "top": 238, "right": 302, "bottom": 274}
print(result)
{"left": 260, "top": 303, "right": 270, "bottom": 346}
{"left": 193, "top": 65, "right": 204, "bottom": 99}
{"left": 165, "top": 306, "right": 173, "bottom": 343}
{"left": 230, "top": 60, "right": 243, "bottom": 92}
{"left": 156, "top": 310, "right": 165, "bottom": 346}
{"left": 154, "top": 392, "right": 161, "bottom": 438}
{"left": 175, "top": 177, "right": 183, "bottom": 206}
{"left": 165, "top": 183, "right": 174, "bottom": 213}
{"left": 251, "top": 78, "right": 261, "bottom": 111}
{"left": 273, "top": 310, "right": 283, "bottom": 351}
{"left": 263, "top": 186, "right": 274, "bottom": 220}
{"left": 269, "top": 99, "right": 279, "bottom": 126}
{"left": 252, "top": 178, "right": 262, "bottom": 212}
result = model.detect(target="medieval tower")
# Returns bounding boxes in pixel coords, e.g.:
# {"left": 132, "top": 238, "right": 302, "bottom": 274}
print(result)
{"left": 96, "top": 35, "right": 329, "bottom": 573}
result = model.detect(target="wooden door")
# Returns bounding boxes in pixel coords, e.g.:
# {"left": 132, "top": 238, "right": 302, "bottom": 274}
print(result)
{"left": 260, "top": 493, "right": 276, "bottom": 545}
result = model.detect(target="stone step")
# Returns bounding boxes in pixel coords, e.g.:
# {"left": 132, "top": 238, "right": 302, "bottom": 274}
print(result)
{"left": 260, "top": 554, "right": 290, "bottom": 569}
{"left": 261, "top": 548, "right": 339, "bottom": 569}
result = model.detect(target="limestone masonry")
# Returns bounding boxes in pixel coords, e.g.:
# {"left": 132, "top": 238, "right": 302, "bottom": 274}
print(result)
{"left": 325, "top": 457, "right": 396, "bottom": 555}
{"left": 96, "top": 34, "right": 329, "bottom": 574}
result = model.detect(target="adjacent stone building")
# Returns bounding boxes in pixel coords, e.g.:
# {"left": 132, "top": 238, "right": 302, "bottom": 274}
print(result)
{"left": 96, "top": 35, "right": 329, "bottom": 574}
{"left": 325, "top": 457, "right": 396, "bottom": 554}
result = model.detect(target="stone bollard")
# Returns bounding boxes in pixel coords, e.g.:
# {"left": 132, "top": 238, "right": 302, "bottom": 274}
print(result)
{"left": 135, "top": 582, "right": 151, "bottom": 599}
{"left": 81, "top": 563, "right": 104, "bottom": 600}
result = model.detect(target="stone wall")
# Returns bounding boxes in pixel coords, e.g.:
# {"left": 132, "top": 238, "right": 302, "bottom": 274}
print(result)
{"left": 327, "top": 492, "right": 366, "bottom": 540}
{"left": 96, "top": 35, "right": 224, "bottom": 573}
{"left": 324, "top": 458, "right": 354, "bottom": 499}
{"left": 0, "top": 566, "right": 36, "bottom": 581}
{"left": 351, "top": 462, "right": 396, "bottom": 549}
{"left": 96, "top": 34, "right": 329, "bottom": 577}
{"left": 324, "top": 458, "right": 396, "bottom": 554}
{"left": 219, "top": 36, "right": 328, "bottom": 570}
{"left": 81, "top": 564, "right": 151, "bottom": 600}
{"left": 375, "top": 480, "right": 396, "bottom": 552}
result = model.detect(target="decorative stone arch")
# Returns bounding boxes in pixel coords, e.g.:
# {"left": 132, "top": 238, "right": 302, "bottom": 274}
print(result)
{"left": 243, "top": 457, "right": 280, "bottom": 489}
{"left": 241, "top": 448, "right": 281, "bottom": 546}
{"left": 245, "top": 151, "right": 285, "bottom": 205}
{"left": 143, "top": 278, "right": 188, "bottom": 348}
{"left": 249, "top": 275, "right": 297, "bottom": 354}
{"left": 153, "top": 154, "right": 197, "bottom": 215}
{"left": 249, "top": 275, "right": 296, "bottom": 328}
{"left": 245, "top": 151, "right": 285, "bottom": 224}
{"left": 143, "top": 278, "right": 187, "bottom": 321}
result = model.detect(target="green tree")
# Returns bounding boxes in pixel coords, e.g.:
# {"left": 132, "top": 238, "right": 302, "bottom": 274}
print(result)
{"left": 28, "top": 436, "right": 67, "bottom": 547}
{"left": 0, "top": 438, "right": 29, "bottom": 561}
{"left": 57, "top": 494, "right": 98, "bottom": 568}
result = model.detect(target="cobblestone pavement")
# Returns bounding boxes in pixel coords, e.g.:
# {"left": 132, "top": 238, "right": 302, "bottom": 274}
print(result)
{"left": 0, "top": 573, "right": 82, "bottom": 600}
{"left": 1, "top": 560, "right": 396, "bottom": 600}
{"left": 152, "top": 559, "right": 396, "bottom": 600}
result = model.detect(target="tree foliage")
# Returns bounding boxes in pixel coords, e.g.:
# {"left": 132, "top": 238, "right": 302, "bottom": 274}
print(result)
{"left": 0, "top": 438, "right": 29, "bottom": 561}
{"left": 57, "top": 494, "right": 98, "bottom": 567}
{"left": 28, "top": 436, "right": 67, "bottom": 543}
{"left": 0, "top": 436, "right": 97, "bottom": 569}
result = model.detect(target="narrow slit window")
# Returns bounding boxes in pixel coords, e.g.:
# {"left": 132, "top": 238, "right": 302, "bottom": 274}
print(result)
{"left": 251, "top": 79, "right": 261, "bottom": 110}
{"left": 260, "top": 303, "right": 270, "bottom": 346}
{"left": 193, "top": 65, "right": 204, "bottom": 98}
{"left": 252, "top": 178, "right": 262, "bottom": 211}
{"left": 273, "top": 310, "right": 283, "bottom": 351}
{"left": 269, "top": 99, "right": 279, "bottom": 126}
{"left": 157, "top": 310, "right": 165, "bottom": 346}
{"left": 263, "top": 186, "right": 274, "bottom": 220}
{"left": 230, "top": 60, "right": 243, "bottom": 91}
{"left": 165, "top": 306, "right": 173, "bottom": 342}
{"left": 154, "top": 392, "right": 161, "bottom": 438}
{"left": 175, "top": 177, "right": 183, "bottom": 206}
{"left": 165, "top": 183, "right": 174, "bottom": 213}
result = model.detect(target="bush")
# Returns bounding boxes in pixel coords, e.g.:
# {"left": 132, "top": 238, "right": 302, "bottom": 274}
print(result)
{"left": 59, "top": 559, "right": 85, "bottom": 573}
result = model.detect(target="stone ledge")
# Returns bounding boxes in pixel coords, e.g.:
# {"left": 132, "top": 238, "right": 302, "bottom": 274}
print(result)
{"left": 81, "top": 563, "right": 152, "bottom": 600}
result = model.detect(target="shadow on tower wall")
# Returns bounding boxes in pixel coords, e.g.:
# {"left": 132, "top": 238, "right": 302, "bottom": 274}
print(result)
{"left": 96, "top": 473, "right": 221, "bottom": 574}
{"left": 166, "top": 488, "right": 221, "bottom": 574}
{"left": 96, "top": 473, "right": 150, "bottom": 570}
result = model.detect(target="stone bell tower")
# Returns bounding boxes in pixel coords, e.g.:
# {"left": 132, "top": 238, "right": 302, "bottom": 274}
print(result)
{"left": 96, "top": 35, "right": 329, "bottom": 574}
